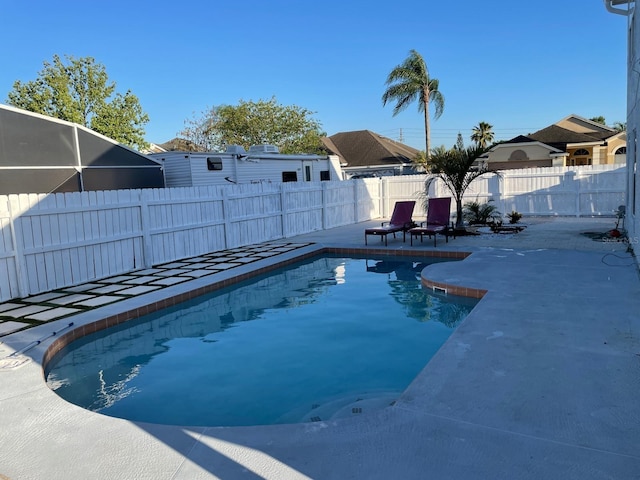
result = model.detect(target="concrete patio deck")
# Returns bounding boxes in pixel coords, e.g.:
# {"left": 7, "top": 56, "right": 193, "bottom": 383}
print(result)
{"left": 1, "top": 216, "right": 639, "bottom": 479}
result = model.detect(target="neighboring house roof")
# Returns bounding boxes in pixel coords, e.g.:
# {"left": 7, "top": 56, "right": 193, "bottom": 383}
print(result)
{"left": 321, "top": 130, "right": 419, "bottom": 168}
{"left": 159, "top": 137, "right": 205, "bottom": 152}
{"left": 483, "top": 114, "right": 626, "bottom": 169}
{"left": 320, "top": 136, "right": 344, "bottom": 162}
{"left": 504, "top": 135, "right": 536, "bottom": 144}
{"left": 502, "top": 114, "right": 621, "bottom": 152}
{"left": 489, "top": 138, "right": 563, "bottom": 154}
{"left": 142, "top": 143, "right": 167, "bottom": 154}
{"left": 528, "top": 125, "right": 606, "bottom": 149}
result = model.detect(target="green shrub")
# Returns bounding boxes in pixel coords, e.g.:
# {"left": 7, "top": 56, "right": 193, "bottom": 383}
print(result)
{"left": 462, "top": 200, "right": 501, "bottom": 225}
{"left": 506, "top": 211, "right": 523, "bottom": 224}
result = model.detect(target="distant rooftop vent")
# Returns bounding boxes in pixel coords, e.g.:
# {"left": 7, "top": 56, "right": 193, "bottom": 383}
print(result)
{"left": 225, "top": 145, "right": 247, "bottom": 154}
{"left": 249, "top": 144, "right": 279, "bottom": 154}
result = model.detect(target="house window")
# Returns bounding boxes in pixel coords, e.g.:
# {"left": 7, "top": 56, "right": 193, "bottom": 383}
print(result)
{"left": 282, "top": 171, "right": 298, "bottom": 182}
{"left": 206, "top": 157, "right": 223, "bottom": 171}
{"left": 509, "top": 149, "right": 528, "bottom": 161}
{"left": 615, "top": 146, "right": 627, "bottom": 154}
{"left": 571, "top": 148, "right": 590, "bottom": 165}
{"left": 320, "top": 170, "right": 330, "bottom": 181}
{"left": 305, "top": 165, "right": 312, "bottom": 182}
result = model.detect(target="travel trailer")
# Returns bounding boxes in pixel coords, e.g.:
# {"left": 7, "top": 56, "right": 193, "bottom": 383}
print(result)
{"left": 152, "top": 145, "right": 343, "bottom": 187}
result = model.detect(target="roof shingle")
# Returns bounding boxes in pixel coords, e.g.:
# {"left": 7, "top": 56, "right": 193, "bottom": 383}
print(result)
{"left": 322, "top": 130, "right": 419, "bottom": 167}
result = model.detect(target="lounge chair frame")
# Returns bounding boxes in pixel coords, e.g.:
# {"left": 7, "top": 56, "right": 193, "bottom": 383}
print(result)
{"left": 409, "top": 197, "right": 453, "bottom": 247}
{"left": 364, "top": 200, "right": 416, "bottom": 246}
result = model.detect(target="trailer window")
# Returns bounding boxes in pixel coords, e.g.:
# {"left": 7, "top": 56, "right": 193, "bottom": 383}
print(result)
{"left": 320, "top": 170, "right": 330, "bottom": 181}
{"left": 207, "top": 157, "right": 223, "bottom": 171}
{"left": 282, "top": 171, "right": 297, "bottom": 182}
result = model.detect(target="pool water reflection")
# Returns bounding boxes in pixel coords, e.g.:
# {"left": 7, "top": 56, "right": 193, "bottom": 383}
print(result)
{"left": 46, "top": 255, "right": 478, "bottom": 427}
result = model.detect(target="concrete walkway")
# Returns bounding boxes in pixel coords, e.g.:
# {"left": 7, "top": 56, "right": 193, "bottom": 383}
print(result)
{"left": 1, "top": 217, "right": 639, "bottom": 479}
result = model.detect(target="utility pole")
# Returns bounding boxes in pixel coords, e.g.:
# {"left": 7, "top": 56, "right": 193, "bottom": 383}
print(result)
{"left": 398, "top": 128, "right": 404, "bottom": 143}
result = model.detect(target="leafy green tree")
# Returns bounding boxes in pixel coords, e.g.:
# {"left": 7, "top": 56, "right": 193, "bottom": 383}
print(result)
{"left": 412, "top": 150, "right": 428, "bottom": 172}
{"left": 425, "top": 144, "right": 493, "bottom": 227}
{"left": 455, "top": 132, "right": 465, "bottom": 151}
{"left": 90, "top": 91, "right": 149, "bottom": 149}
{"left": 6, "top": 54, "right": 149, "bottom": 150}
{"left": 613, "top": 121, "right": 627, "bottom": 133}
{"left": 471, "top": 121, "right": 495, "bottom": 148}
{"left": 590, "top": 116, "right": 606, "bottom": 125}
{"left": 180, "top": 106, "right": 221, "bottom": 152}
{"left": 181, "top": 97, "right": 326, "bottom": 154}
{"left": 382, "top": 49, "right": 444, "bottom": 160}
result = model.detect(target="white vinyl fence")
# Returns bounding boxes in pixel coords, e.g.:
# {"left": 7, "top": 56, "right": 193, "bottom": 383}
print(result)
{"left": 0, "top": 181, "right": 377, "bottom": 301}
{"left": 0, "top": 164, "right": 627, "bottom": 301}
{"left": 383, "top": 164, "right": 627, "bottom": 218}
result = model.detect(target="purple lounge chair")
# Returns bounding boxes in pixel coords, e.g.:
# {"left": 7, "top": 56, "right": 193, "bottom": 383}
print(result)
{"left": 409, "top": 197, "right": 452, "bottom": 247}
{"left": 364, "top": 200, "right": 416, "bottom": 246}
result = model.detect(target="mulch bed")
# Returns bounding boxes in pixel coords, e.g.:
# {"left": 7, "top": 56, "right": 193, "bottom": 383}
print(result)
{"left": 458, "top": 224, "right": 527, "bottom": 236}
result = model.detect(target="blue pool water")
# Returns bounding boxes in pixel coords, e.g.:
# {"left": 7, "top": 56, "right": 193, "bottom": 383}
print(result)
{"left": 46, "top": 255, "right": 478, "bottom": 427}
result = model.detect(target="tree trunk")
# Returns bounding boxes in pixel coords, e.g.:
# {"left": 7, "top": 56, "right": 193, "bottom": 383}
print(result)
{"left": 456, "top": 197, "right": 464, "bottom": 228}
{"left": 423, "top": 88, "right": 430, "bottom": 160}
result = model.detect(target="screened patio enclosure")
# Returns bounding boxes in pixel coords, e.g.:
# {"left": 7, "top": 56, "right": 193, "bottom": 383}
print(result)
{"left": 0, "top": 104, "right": 165, "bottom": 195}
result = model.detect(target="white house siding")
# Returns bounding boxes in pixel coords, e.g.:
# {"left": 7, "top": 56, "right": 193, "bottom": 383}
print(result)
{"left": 486, "top": 143, "right": 557, "bottom": 169}
{"left": 627, "top": 7, "right": 640, "bottom": 249}
{"left": 158, "top": 152, "right": 338, "bottom": 186}
{"left": 236, "top": 158, "right": 300, "bottom": 184}
{"left": 158, "top": 153, "right": 235, "bottom": 187}
{"left": 189, "top": 155, "right": 233, "bottom": 187}
{"left": 328, "top": 155, "right": 344, "bottom": 181}
{"left": 161, "top": 154, "right": 195, "bottom": 187}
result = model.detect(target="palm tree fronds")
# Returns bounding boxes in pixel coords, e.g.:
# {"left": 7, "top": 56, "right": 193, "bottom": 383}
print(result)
{"left": 382, "top": 50, "right": 444, "bottom": 157}
{"left": 425, "top": 144, "right": 496, "bottom": 227}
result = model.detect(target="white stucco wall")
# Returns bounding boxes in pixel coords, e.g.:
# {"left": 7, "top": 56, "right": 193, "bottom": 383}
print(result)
{"left": 495, "top": 144, "right": 552, "bottom": 161}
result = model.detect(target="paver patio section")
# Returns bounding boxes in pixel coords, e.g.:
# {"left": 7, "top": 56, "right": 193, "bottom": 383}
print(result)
{"left": 0, "top": 217, "right": 638, "bottom": 479}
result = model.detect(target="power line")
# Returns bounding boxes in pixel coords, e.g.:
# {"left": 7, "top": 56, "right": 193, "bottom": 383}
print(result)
{"left": 377, "top": 127, "right": 542, "bottom": 134}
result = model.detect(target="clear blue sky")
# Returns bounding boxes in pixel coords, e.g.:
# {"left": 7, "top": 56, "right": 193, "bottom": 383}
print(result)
{"left": 0, "top": 0, "right": 629, "bottom": 151}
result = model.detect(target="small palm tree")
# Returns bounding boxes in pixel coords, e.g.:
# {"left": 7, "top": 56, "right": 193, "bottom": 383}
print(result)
{"left": 613, "top": 121, "right": 627, "bottom": 133}
{"left": 382, "top": 50, "right": 445, "bottom": 160}
{"left": 463, "top": 199, "right": 501, "bottom": 225}
{"left": 412, "top": 150, "right": 428, "bottom": 172}
{"left": 471, "top": 121, "right": 495, "bottom": 149}
{"left": 426, "top": 144, "right": 494, "bottom": 227}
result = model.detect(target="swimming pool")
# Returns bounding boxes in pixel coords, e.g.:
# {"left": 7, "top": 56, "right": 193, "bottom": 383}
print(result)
{"left": 46, "top": 254, "right": 478, "bottom": 427}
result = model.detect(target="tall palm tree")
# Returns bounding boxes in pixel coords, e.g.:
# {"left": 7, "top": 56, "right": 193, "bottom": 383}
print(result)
{"left": 471, "top": 121, "right": 495, "bottom": 148}
{"left": 382, "top": 50, "right": 444, "bottom": 160}
{"left": 426, "top": 144, "right": 493, "bottom": 227}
